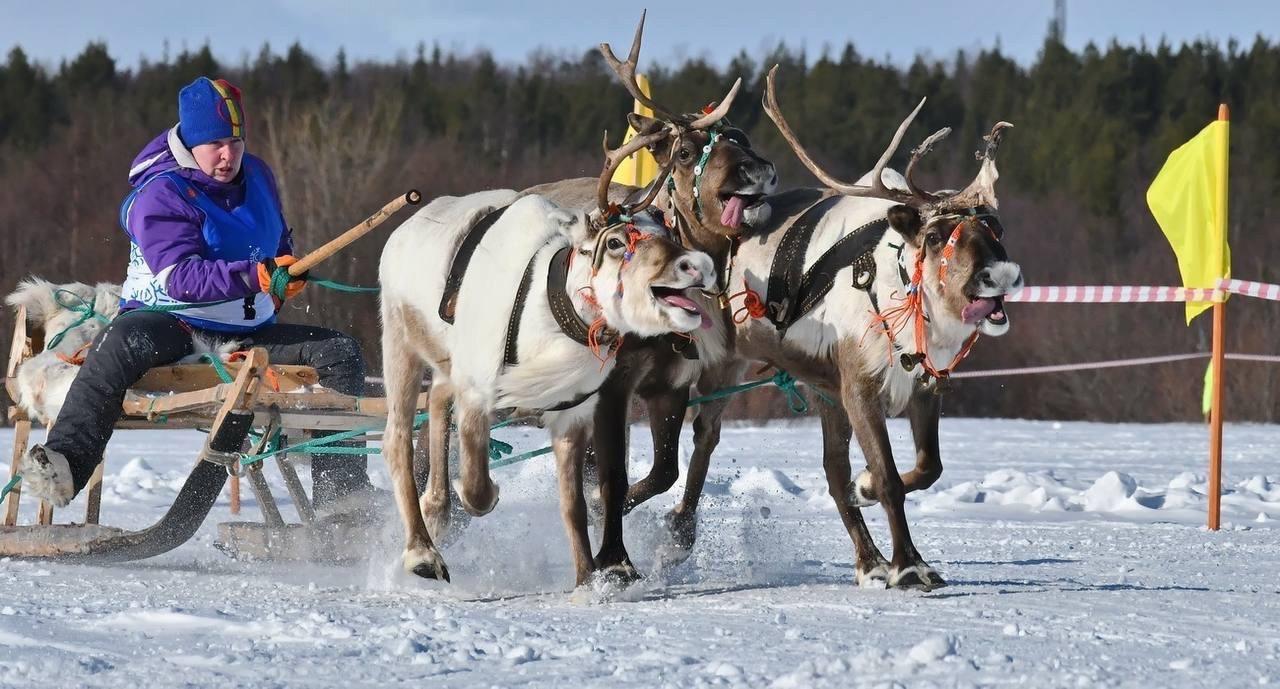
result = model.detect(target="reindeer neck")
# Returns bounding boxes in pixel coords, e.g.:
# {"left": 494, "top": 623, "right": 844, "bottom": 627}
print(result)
{"left": 562, "top": 251, "right": 604, "bottom": 325}
{"left": 657, "top": 187, "right": 735, "bottom": 273}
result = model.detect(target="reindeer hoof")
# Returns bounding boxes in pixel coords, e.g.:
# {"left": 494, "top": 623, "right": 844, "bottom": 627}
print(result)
{"left": 403, "top": 546, "right": 451, "bottom": 582}
{"left": 452, "top": 479, "right": 499, "bottom": 517}
{"left": 847, "top": 469, "right": 879, "bottom": 507}
{"left": 597, "top": 560, "right": 643, "bottom": 586}
{"left": 663, "top": 509, "right": 698, "bottom": 551}
{"left": 856, "top": 559, "right": 891, "bottom": 588}
{"left": 888, "top": 563, "right": 946, "bottom": 591}
{"left": 654, "top": 510, "right": 697, "bottom": 570}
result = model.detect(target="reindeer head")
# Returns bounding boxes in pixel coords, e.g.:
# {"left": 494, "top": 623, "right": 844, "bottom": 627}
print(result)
{"left": 763, "top": 66, "right": 1023, "bottom": 338}
{"left": 601, "top": 12, "right": 778, "bottom": 239}
{"left": 564, "top": 127, "right": 718, "bottom": 337}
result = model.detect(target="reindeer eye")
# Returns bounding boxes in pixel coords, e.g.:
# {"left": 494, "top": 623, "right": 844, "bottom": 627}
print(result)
{"left": 606, "top": 237, "right": 626, "bottom": 251}
{"left": 925, "top": 231, "right": 943, "bottom": 247}
{"left": 677, "top": 146, "right": 694, "bottom": 162}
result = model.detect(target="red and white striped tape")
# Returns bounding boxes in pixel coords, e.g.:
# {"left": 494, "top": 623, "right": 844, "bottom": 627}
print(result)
{"left": 1007, "top": 278, "right": 1280, "bottom": 304}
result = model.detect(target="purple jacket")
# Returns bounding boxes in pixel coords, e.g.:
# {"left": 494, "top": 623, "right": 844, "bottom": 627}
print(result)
{"left": 122, "top": 128, "right": 293, "bottom": 305}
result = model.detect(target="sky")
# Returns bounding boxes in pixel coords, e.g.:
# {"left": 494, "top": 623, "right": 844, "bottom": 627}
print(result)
{"left": 1, "top": 0, "right": 1278, "bottom": 71}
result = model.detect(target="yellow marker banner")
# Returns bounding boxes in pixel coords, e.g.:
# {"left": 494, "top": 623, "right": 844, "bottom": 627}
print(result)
{"left": 611, "top": 73, "right": 659, "bottom": 187}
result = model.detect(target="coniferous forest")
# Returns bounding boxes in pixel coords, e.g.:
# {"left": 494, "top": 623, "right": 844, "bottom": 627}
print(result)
{"left": 1, "top": 31, "right": 1278, "bottom": 422}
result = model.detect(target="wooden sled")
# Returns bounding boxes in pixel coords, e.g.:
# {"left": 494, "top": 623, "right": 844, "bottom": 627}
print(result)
{"left": 2, "top": 305, "right": 425, "bottom": 562}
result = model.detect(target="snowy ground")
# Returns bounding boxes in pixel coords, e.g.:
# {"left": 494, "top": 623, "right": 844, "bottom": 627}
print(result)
{"left": 2, "top": 418, "right": 1279, "bottom": 688}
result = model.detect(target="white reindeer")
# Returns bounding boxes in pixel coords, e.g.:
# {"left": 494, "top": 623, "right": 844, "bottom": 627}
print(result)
{"left": 378, "top": 134, "right": 717, "bottom": 585}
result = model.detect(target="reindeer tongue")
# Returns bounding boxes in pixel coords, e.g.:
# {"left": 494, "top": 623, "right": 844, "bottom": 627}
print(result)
{"left": 661, "top": 293, "right": 714, "bottom": 330}
{"left": 962, "top": 298, "right": 997, "bottom": 324}
{"left": 720, "top": 195, "right": 746, "bottom": 228}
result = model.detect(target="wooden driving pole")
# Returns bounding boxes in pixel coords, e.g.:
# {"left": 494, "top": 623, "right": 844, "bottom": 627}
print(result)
{"left": 1207, "top": 103, "right": 1229, "bottom": 531}
{"left": 288, "top": 190, "right": 422, "bottom": 277}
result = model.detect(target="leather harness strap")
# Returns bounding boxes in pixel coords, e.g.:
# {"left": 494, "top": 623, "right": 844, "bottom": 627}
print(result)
{"left": 763, "top": 195, "right": 892, "bottom": 331}
{"left": 438, "top": 204, "right": 511, "bottom": 324}
{"left": 791, "top": 217, "right": 892, "bottom": 322}
{"left": 501, "top": 244, "right": 612, "bottom": 413}
{"left": 764, "top": 195, "right": 841, "bottom": 328}
{"left": 545, "top": 245, "right": 601, "bottom": 348}
{"left": 502, "top": 247, "right": 543, "bottom": 367}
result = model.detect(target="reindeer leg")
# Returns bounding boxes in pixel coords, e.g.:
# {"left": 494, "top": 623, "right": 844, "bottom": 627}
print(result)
{"left": 420, "top": 378, "right": 455, "bottom": 543}
{"left": 380, "top": 317, "right": 448, "bottom": 581}
{"left": 660, "top": 362, "right": 743, "bottom": 567}
{"left": 454, "top": 399, "right": 500, "bottom": 517}
{"left": 551, "top": 423, "right": 597, "bottom": 588}
{"left": 591, "top": 381, "right": 640, "bottom": 584}
{"left": 840, "top": 371, "right": 944, "bottom": 591}
{"left": 851, "top": 385, "right": 944, "bottom": 506}
{"left": 624, "top": 385, "right": 689, "bottom": 512}
{"left": 815, "top": 395, "right": 890, "bottom": 586}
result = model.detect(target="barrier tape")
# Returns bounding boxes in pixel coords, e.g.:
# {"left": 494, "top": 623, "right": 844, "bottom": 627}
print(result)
{"left": 1008, "top": 278, "right": 1280, "bottom": 303}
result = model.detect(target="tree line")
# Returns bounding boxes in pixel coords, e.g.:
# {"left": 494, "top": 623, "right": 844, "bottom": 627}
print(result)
{"left": 1, "top": 31, "right": 1278, "bottom": 422}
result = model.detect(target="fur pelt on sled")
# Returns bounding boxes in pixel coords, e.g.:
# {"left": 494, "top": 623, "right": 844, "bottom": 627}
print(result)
{"left": 6, "top": 277, "right": 236, "bottom": 424}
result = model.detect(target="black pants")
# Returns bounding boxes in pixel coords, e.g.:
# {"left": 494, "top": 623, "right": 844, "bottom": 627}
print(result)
{"left": 46, "top": 310, "right": 370, "bottom": 504}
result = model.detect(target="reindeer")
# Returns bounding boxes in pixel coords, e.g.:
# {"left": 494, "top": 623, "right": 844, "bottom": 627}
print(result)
{"left": 625, "top": 68, "right": 1023, "bottom": 590}
{"left": 377, "top": 131, "right": 718, "bottom": 586}
{"left": 519, "top": 12, "right": 779, "bottom": 580}
{"left": 504, "top": 10, "right": 773, "bottom": 578}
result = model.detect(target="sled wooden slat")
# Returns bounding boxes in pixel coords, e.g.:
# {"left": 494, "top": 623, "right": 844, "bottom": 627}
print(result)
{"left": 6, "top": 305, "right": 32, "bottom": 379}
{"left": 122, "top": 386, "right": 230, "bottom": 418}
{"left": 4, "top": 417, "right": 30, "bottom": 526}
{"left": 134, "top": 364, "right": 319, "bottom": 393}
{"left": 85, "top": 463, "right": 104, "bottom": 525}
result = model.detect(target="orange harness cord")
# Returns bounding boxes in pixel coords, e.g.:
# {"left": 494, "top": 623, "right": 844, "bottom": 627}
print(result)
{"left": 56, "top": 342, "right": 92, "bottom": 366}
{"left": 228, "top": 350, "right": 283, "bottom": 391}
{"left": 871, "top": 221, "right": 982, "bottom": 381}
{"left": 729, "top": 288, "right": 767, "bottom": 324}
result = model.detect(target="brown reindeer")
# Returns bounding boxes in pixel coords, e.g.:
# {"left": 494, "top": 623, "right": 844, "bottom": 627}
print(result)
{"left": 599, "top": 64, "right": 1022, "bottom": 590}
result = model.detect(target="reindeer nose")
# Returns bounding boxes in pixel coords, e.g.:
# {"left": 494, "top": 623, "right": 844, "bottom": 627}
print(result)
{"left": 977, "top": 269, "right": 998, "bottom": 290}
{"left": 677, "top": 257, "right": 702, "bottom": 283}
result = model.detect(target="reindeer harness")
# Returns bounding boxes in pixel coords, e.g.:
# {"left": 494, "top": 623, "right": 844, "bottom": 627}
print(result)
{"left": 743, "top": 197, "right": 1006, "bottom": 385}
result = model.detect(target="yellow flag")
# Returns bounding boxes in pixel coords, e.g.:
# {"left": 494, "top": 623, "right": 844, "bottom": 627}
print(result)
{"left": 1146, "top": 120, "right": 1231, "bottom": 324}
{"left": 611, "top": 73, "right": 659, "bottom": 187}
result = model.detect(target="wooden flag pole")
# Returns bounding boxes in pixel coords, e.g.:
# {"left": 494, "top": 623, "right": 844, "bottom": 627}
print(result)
{"left": 1207, "top": 103, "right": 1229, "bottom": 531}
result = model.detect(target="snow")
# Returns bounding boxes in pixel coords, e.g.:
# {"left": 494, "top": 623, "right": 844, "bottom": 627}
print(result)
{"left": 2, "top": 418, "right": 1280, "bottom": 688}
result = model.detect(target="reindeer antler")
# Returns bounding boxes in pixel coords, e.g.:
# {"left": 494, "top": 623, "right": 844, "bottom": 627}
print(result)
{"left": 600, "top": 11, "right": 742, "bottom": 132}
{"left": 931, "top": 121, "right": 1014, "bottom": 212}
{"left": 597, "top": 129, "right": 679, "bottom": 216}
{"left": 763, "top": 64, "right": 945, "bottom": 207}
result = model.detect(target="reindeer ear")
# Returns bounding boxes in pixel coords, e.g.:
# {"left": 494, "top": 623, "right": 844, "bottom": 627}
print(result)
{"left": 550, "top": 208, "right": 594, "bottom": 247}
{"left": 626, "top": 114, "right": 671, "bottom": 157}
{"left": 887, "top": 205, "right": 924, "bottom": 244}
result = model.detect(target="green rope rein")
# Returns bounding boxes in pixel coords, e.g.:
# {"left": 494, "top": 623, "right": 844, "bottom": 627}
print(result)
{"left": 267, "top": 266, "right": 379, "bottom": 300}
{"left": 1, "top": 474, "right": 21, "bottom": 503}
{"left": 44, "top": 289, "right": 113, "bottom": 350}
{"left": 231, "top": 369, "right": 832, "bottom": 469}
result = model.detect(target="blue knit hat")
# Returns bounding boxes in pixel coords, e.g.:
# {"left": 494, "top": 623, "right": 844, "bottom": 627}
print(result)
{"left": 178, "top": 77, "right": 246, "bottom": 148}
